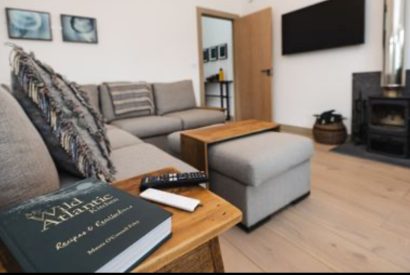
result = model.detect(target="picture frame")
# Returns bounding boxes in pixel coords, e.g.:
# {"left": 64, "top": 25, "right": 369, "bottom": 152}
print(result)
{"left": 61, "top": 14, "right": 98, "bottom": 44}
{"left": 6, "top": 8, "right": 52, "bottom": 41}
{"left": 218, "top": 44, "right": 228, "bottom": 60}
{"left": 203, "top": 49, "right": 210, "bottom": 63}
{"left": 209, "top": 46, "right": 218, "bottom": 62}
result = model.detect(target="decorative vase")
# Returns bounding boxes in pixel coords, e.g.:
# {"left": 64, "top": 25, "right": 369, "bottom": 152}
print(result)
{"left": 313, "top": 121, "right": 348, "bottom": 145}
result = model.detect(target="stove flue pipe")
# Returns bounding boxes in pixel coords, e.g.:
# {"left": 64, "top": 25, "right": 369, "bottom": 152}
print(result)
{"left": 381, "top": 0, "right": 407, "bottom": 89}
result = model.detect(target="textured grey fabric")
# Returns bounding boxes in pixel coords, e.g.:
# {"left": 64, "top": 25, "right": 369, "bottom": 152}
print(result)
{"left": 111, "top": 143, "right": 197, "bottom": 181}
{"left": 167, "top": 132, "right": 181, "bottom": 156}
{"left": 100, "top": 82, "right": 154, "bottom": 123}
{"left": 0, "top": 86, "right": 59, "bottom": 210}
{"left": 106, "top": 124, "right": 143, "bottom": 150}
{"left": 104, "top": 82, "right": 154, "bottom": 116}
{"left": 62, "top": 136, "right": 196, "bottom": 184}
{"left": 208, "top": 132, "right": 314, "bottom": 186}
{"left": 165, "top": 108, "right": 226, "bottom": 130}
{"left": 153, "top": 80, "right": 197, "bottom": 115}
{"left": 112, "top": 116, "right": 182, "bottom": 139}
{"left": 59, "top": 172, "right": 82, "bottom": 188}
{"left": 167, "top": 124, "right": 225, "bottom": 156}
{"left": 80, "top": 84, "right": 101, "bottom": 114}
{"left": 210, "top": 161, "right": 311, "bottom": 227}
{"left": 143, "top": 135, "right": 170, "bottom": 152}
{"left": 167, "top": 131, "right": 182, "bottom": 156}
{"left": 10, "top": 47, "right": 115, "bottom": 182}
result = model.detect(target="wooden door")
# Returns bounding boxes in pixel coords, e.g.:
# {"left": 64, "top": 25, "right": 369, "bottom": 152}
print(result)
{"left": 234, "top": 8, "right": 273, "bottom": 121}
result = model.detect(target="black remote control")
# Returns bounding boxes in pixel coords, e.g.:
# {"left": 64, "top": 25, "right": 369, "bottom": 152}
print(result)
{"left": 140, "top": 172, "right": 208, "bottom": 191}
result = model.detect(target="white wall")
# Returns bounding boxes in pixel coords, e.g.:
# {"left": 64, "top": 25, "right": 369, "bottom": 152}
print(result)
{"left": 242, "top": 0, "right": 410, "bottom": 131}
{"left": 3, "top": 0, "right": 410, "bottom": 131}
{"left": 202, "top": 17, "right": 235, "bottom": 117}
{"left": 0, "top": 0, "right": 246, "bottom": 104}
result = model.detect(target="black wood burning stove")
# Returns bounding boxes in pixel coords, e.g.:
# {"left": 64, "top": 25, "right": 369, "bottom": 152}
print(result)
{"left": 367, "top": 97, "right": 410, "bottom": 158}
{"left": 351, "top": 1, "right": 409, "bottom": 159}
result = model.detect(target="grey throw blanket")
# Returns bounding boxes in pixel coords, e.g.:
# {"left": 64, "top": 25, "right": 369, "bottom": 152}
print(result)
{"left": 9, "top": 44, "right": 116, "bottom": 183}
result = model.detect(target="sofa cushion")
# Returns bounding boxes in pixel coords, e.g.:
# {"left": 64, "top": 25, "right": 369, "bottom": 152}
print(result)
{"left": 111, "top": 116, "right": 182, "bottom": 139}
{"left": 59, "top": 172, "right": 82, "bottom": 188}
{"left": 111, "top": 144, "right": 197, "bottom": 181}
{"left": 153, "top": 80, "right": 197, "bottom": 115}
{"left": 80, "top": 84, "right": 101, "bottom": 114}
{"left": 106, "top": 124, "right": 143, "bottom": 150}
{"left": 0, "top": 86, "right": 59, "bottom": 210}
{"left": 10, "top": 45, "right": 115, "bottom": 182}
{"left": 100, "top": 82, "right": 155, "bottom": 123}
{"left": 208, "top": 132, "right": 314, "bottom": 186}
{"left": 165, "top": 109, "right": 226, "bottom": 130}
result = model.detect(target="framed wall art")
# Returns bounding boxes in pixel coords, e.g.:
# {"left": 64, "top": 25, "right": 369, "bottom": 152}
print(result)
{"left": 203, "top": 49, "right": 210, "bottom": 63}
{"left": 218, "top": 43, "right": 228, "bottom": 60}
{"left": 209, "top": 46, "right": 218, "bottom": 62}
{"left": 6, "top": 8, "right": 52, "bottom": 41}
{"left": 61, "top": 14, "right": 98, "bottom": 44}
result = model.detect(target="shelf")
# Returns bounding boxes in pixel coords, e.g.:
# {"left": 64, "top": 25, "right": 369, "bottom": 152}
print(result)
{"left": 206, "top": 94, "right": 231, "bottom": 99}
{"left": 204, "top": 81, "right": 233, "bottom": 121}
{"left": 205, "top": 81, "right": 234, "bottom": 84}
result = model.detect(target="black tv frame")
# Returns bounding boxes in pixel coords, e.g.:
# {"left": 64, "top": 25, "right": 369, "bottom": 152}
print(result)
{"left": 282, "top": 0, "right": 366, "bottom": 55}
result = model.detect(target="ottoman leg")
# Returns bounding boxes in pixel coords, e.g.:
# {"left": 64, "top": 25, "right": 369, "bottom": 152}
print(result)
{"left": 238, "top": 191, "right": 311, "bottom": 233}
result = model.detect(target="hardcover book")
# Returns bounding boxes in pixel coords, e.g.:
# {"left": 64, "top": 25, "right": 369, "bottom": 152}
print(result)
{"left": 0, "top": 179, "right": 172, "bottom": 273}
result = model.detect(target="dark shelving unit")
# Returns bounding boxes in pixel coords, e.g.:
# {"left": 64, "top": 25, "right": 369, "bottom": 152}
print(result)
{"left": 205, "top": 80, "right": 233, "bottom": 120}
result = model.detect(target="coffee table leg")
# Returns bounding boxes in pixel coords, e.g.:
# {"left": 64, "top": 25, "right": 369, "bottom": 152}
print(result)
{"left": 156, "top": 237, "right": 226, "bottom": 273}
{"left": 209, "top": 237, "right": 225, "bottom": 272}
{"left": 181, "top": 135, "right": 209, "bottom": 173}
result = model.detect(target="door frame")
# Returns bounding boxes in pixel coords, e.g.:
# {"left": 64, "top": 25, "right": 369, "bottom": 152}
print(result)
{"left": 196, "top": 7, "right": 239, "bottom": 118}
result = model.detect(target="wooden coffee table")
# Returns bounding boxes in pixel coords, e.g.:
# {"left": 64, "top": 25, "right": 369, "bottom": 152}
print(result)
{"left": 181, "top": 119, "right": 281, "bottom": 174}
{"left": 0, "top": 168, "right": 242, "bottom": 273}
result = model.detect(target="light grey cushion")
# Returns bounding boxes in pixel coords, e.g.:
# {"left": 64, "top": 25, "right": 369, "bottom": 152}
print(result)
{"left": 144, "top": 136, "right": 170, "bottom": 152}
{"left": 11, "top": 46, "right": 115, "bottom": 182}
{"left": 208, "top": 132, "right": 314, "bottom": 186}
{"left": 165, "top": 109, "right": 226, "bottom": 130}
{"left": 100, "top": 82, "right": 154, "bottom": 123}
{"left": 80, "top": 84, "right": 100, "bottom": 114}
{"left": 210, "top": 161, "right": 311, "bottom": 227}
{"left": 111, "top": 143, "right": 197, "bottom": 181}
{"left": 153, "top": 80, "right": 197, "bottom": 115}
{"left": 0, "top": 86, "right": 59, "bottom": 210}
{"left": 61, "top": 141, "right": 197, "bottom": 184}
{"left": 106, "top": 124, "right": 143, "bottom": 150}
{"left": 111, "top": 116, "right": 182, "bottom": 139}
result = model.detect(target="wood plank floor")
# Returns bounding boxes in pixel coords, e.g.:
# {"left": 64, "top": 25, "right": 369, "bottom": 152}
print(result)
{"left": 220, "top": 143, "right": 410, "bottom": 272}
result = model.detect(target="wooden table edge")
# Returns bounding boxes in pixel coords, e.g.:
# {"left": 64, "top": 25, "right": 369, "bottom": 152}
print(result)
{"left": 113, "top": 167, "right": 243, "bottom": 273}
{"left": 181, "top": 120, "right": 281, "bottom": 144}
{"left": 132, "top": 210, "right": 242, "bottom": 272}
{"left": 0, "top": 167, "right": 242, "bottom": 273}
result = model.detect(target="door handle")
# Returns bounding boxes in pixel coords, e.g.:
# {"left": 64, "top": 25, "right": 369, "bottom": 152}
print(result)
{"left": 261, "top": 68, "right": 273, "bottom": 76}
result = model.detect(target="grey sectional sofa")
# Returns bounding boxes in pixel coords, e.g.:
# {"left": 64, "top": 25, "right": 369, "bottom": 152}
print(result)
{"left": 81, "top": 80, "right": 226, "bottom": 151}
{"left": 64, "top": 80, "right": 226, "bottom": 184}
{"left": 0, "top": 78, "right": 313, "bottom": 230}
{"left": 0, "top": 80, "right": 222, "bottom": 204}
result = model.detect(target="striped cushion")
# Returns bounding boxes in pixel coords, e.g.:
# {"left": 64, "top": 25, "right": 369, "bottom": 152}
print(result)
{"left": 105, "top": 82, "right": 154, "bottom": 117}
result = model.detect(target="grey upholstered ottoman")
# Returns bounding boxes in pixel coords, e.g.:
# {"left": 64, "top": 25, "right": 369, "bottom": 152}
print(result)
{"left": 167, "top": 131, "right": 314, "bottom": 229}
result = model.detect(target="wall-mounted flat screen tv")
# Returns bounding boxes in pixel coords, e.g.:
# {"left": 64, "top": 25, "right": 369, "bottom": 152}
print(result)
{"left": 282, "top": 0, "right": 365, "bottom": 55}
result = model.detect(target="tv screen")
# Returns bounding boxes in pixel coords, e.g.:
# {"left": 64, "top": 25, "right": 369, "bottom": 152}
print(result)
{"left": 282, "top": 0, "right": 365, "bottom": 55}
